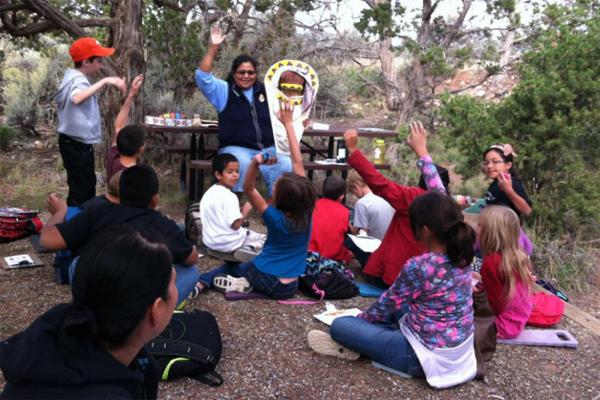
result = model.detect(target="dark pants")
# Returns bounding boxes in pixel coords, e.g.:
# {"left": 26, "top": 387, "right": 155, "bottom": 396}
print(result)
{"left": 198, "top": 261, "right": 298, "bottom": 299}
{"left": 59, "top": 134, "right": 96, "bottom": 206}
{"left": 344, "top": 235, "right": 371, "bottom": 267}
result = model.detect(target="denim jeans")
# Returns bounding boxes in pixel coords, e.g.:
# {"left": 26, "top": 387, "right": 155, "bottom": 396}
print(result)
{"left": 198, "top": 261, "right": 297, "bottom": 299}
{"left": 69, "top": 257, "right": 200, "bottom": 307}
{"left": 330, "top": 316, "right": 425, "bottom": 377}
{"left": 219, "top": 145, "right": 292, "bottom": 196}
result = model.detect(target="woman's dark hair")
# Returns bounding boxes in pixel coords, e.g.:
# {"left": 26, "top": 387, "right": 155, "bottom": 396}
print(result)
{"left": 409, "top": 191, "right": 475, "bottom": 267}
{"left": 418, "top": 164, "right": 451, "bottom": 194}
{"left": 60, "top": 225, "right": 173, "bottom": 349}
{"left": 274, "top": 172, "right": 317, "bottom": 232}
{"left": 226, "top": 54, "right": 259, "bottom": 85}
{"left": 483, "top": 146, "right": 519, "bottom": 178}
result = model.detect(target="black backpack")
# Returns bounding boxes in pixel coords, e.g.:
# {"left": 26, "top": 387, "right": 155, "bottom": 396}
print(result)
{"left": 299, "top": 251, "right": 359, "bottom": 300}
{"left": 147, "top": 309, "right": 223, "bottom": 386}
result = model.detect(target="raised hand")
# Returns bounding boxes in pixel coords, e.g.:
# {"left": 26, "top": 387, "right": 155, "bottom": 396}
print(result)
{"left": 210, "top": 24, "right": 226, "bottom": 46}
{"left": 344, "top": 129, "right": 359, "bottom": 153}
{"left": 497, "top": 171, "right": 513, "bottom": 193}
{"left": 277, "top": 100, "right": 295, "bottom": 126}
{"left": 128, "top": 74, "right": 144, "bottom": 98}
{"left": 107, "top": 76, "right": 127, "bottom": 95}
{"left": 407, "top": 121, "right": 429, "bottom": 158}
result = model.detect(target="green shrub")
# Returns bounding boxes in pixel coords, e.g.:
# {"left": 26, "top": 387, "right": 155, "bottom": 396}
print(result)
{"left": 0, "top": 125, "right": 15, "bottom": 151}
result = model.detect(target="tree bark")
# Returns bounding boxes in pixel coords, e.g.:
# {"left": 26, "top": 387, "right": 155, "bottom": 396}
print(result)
{"left": 104, "top": 0, "right": 145, "bottom": 143}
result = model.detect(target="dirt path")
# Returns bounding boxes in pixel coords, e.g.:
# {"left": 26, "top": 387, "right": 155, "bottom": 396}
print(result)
{"left": 1, "top": 233, "right": 599, "bottom": 400}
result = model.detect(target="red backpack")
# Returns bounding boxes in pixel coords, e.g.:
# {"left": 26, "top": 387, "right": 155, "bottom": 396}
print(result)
{"left": 0, "top": 208, "right": 43, "bottom": 243}
{"left": 527, "top": 292, "right": 565, "bottom": 328}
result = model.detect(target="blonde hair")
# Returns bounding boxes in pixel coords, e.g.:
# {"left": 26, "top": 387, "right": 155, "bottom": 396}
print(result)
{"left": 479, "top": 206, "right": 533, "bottom": 301}
{"left": 347, "top": 170, "right": 366, "bottom": 189}
{"left": 108, "top": 170, "right": 123, "bottom": 197}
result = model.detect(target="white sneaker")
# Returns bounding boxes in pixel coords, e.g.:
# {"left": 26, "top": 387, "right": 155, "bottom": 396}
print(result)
{"left": 307, "top": 330, "right": 360, "bottom": 360}
{"left": 212, "top": 274, "right": 252, "bottom": 293}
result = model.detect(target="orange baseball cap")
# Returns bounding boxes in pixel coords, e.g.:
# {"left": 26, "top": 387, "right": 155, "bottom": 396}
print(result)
{"left": 69, "top": 37, "right": 115, "bottom": 62}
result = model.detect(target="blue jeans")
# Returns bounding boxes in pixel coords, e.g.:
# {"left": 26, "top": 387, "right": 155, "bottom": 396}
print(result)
{"left": 198, "top": 261, "right": 298, "bottom": 299}
{"left": 219, "top": 145, "right": 292, "bottom": 196}
{"left": 330, "top": 316, "right": 425, "bottom": 377}
{"left": 69, "top": 257, "right": 200, "bottom": 307}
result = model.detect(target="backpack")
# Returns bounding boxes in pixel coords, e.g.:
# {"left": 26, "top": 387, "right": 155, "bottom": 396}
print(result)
{"left": 472, "top": 290, "right": 497, "bottom": 379}
{"left": 299, "top": 252, "right": 358, "bottom": 300}
{"left": 184, "top": 202, "right": 202, "bottom": 246}
{"left": 527, "top": 292, "right": 565, "bottom": 328}
{"left": 147, "top": 309, "right": 223, "bottom": 386}
{"left": 0, "top": 208, "right": 42, "bottom": 243}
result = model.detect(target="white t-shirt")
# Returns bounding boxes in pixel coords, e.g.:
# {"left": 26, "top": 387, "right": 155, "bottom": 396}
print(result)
{"left": 200, "top": 184, "right": 247, "bottom": 252}
{"left": 353, "top": 192, "right": 395, "bottom": 240}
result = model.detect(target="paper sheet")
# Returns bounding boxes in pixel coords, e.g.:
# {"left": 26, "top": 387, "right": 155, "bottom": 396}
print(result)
{"left": 314, "top": 308, "right": 362, "bottom": 326}
{"left": 348, "top": 234, "right": 382, "bottom": 253}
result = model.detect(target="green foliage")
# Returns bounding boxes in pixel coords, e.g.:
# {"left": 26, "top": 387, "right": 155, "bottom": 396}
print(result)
{"left": 438, "top": 5, "right": 600, "bottom": 236}
{"left": 0, "top": 125, "right": 15, "bottom": 151}
{"left": 354, "top": 1, "right": 404, "bottom": 39}
{"left": 420, "top": 46, "right": 452, "bottom": 78}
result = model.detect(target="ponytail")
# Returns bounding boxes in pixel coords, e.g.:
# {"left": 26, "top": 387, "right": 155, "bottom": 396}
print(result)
{"left": 409, "top": 191, "right": 475, "bottom": 268}
{"left": 444, "top": 221, "right": 476, "bottom": 267}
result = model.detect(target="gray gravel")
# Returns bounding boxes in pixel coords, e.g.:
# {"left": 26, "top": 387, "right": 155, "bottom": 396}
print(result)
{"left": 1, "top": 232, "right": 599, "bottom": 400}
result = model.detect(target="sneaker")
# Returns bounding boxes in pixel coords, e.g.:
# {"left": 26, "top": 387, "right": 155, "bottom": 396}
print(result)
{"left": 307, "top": 330, "right": 360, "bottom": 360}
{"left": 212, "top": 274, "right": 252, "bottom": 293}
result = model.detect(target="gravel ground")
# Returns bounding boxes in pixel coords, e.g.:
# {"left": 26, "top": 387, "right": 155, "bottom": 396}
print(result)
{"left": 1, "top": 221, "right": 599, "bottom": 400}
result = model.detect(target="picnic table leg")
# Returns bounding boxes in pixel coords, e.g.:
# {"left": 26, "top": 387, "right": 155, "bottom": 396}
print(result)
{"left": 189, "top": 133, "right": 198, "bottom": 202}
{"left": 326, "top": 137, "right": 334, "bottom": 177}
{"left": 198, "top": 132, "right": 205, "bottom": 198}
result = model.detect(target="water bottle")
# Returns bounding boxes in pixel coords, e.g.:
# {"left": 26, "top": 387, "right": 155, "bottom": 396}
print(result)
{"left": 336, "top": 138, "right": 346, "bottom": 163}
{"left": 373, "top": 139, "right": 385, "bottom": 164}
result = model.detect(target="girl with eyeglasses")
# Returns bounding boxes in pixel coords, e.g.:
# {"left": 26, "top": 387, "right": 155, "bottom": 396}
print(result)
{"left": 482, "top": 144, "right": 532, "bottom": 218}
{"left": 481, "top": 144, "right": 534, "bottom": 256}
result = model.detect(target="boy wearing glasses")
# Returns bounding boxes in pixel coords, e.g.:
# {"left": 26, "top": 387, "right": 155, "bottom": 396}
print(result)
{"left": 194, "top": 25, "right": 291, "bottom": 197}
{"left": 55, "top": 37, "right": 126, "bottom": 206}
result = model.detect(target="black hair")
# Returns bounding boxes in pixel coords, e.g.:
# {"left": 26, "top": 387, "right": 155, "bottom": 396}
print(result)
{"left": 74, "top": 56, "right": 101, "bottom": 69}
{"left": 226, "top": 54, "right": 258, "bottom": 85}
{"left": 274, "top": 172, "right": 317, "bottom": 232}
{"left": 60, "top": 225, "right": 172, "bottom": 348}
{"left": 419, "top": 164, "right": 451, "bottom": 194}
{"left": 483, "top": 147, "right": 519, "bottom": 178}
{"left": 212, "top": 153, "right": 239, "bottom": 175}
{"left": 117, "top": 125, "right": 145, "bottom": 156}
{"left": 119, "top": 164, "right": 159, "bottom": 208}
{"left": 322, "top": 175, "right": 346, "bottom": 200}
{"left": 409, "top": 191, "right": 475, "bottom": 268}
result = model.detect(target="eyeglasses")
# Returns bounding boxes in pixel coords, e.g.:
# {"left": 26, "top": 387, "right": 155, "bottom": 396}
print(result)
{"left": 481, "top": 160, "right": 505, "bottom": 167}
{"left": 235, "top": 70, "right": 256, "bottom": 76}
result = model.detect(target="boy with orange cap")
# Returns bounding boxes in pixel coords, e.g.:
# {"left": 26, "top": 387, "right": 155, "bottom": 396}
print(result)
{"left": 55, "top": 37, "right": 126, "bottom": 206}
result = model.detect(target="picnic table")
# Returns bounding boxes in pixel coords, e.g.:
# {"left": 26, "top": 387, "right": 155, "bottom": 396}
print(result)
{"left": 143, "top": 124, "right": 398, "bottom": 201}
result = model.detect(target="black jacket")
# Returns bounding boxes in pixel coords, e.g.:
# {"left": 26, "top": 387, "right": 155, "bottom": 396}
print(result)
{"left": 0, "top": 304, "right": 159, "bottom": 399}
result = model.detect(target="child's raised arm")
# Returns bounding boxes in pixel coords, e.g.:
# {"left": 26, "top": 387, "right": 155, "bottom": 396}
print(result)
{"left": 406, "top": 121, "right": 446, "bottom": 195}
{"left": 113, "top": 74, "right": 144, "bottom": 143}
{"left": 243, "top": 154, "right": 272, "bottom": 215}
{"left": 277, "top": 101, "right": 305, "bottom": 177}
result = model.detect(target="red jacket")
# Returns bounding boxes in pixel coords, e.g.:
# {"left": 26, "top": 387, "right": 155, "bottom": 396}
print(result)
{"left": 348, "top": 150, "right": 426, "bottom": 285}
{"left": 309, "top": 198, "right": 352, "bottom": 263}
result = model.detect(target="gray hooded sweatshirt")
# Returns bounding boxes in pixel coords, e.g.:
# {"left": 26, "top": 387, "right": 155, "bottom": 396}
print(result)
{"left": 54, "top": 68, "right": 101, "bottom": 144}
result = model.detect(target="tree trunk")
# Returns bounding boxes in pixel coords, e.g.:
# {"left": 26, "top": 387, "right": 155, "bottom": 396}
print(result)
{"left": 379, "top": 36, "right": 399, "bottom": 111}
{"left": 104, "top": 0, "right": 145, "bottom": 143}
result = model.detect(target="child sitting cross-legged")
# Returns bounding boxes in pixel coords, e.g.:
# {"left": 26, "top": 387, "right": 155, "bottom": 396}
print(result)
{"left": 344, "top": 170, "right": 395, "bottom": 266}
{"left": 307, "top": 191, "right": 478, "bottom": 389}
{"left": 308, "top": 175, "right": 353, "bottom": 264}
{"left": 477, "top": 205, "right": 534, "bottom": 339}
{"left": 196, "top": 101, "right": 317, "bottom": 298}
{"left": 199, "top": 153, "right": 265, "bottom": 257}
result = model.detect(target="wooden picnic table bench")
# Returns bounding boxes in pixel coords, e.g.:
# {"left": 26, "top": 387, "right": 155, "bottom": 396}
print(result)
{"left": 143, "top": 124, "right": 397, "bottom": 201}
